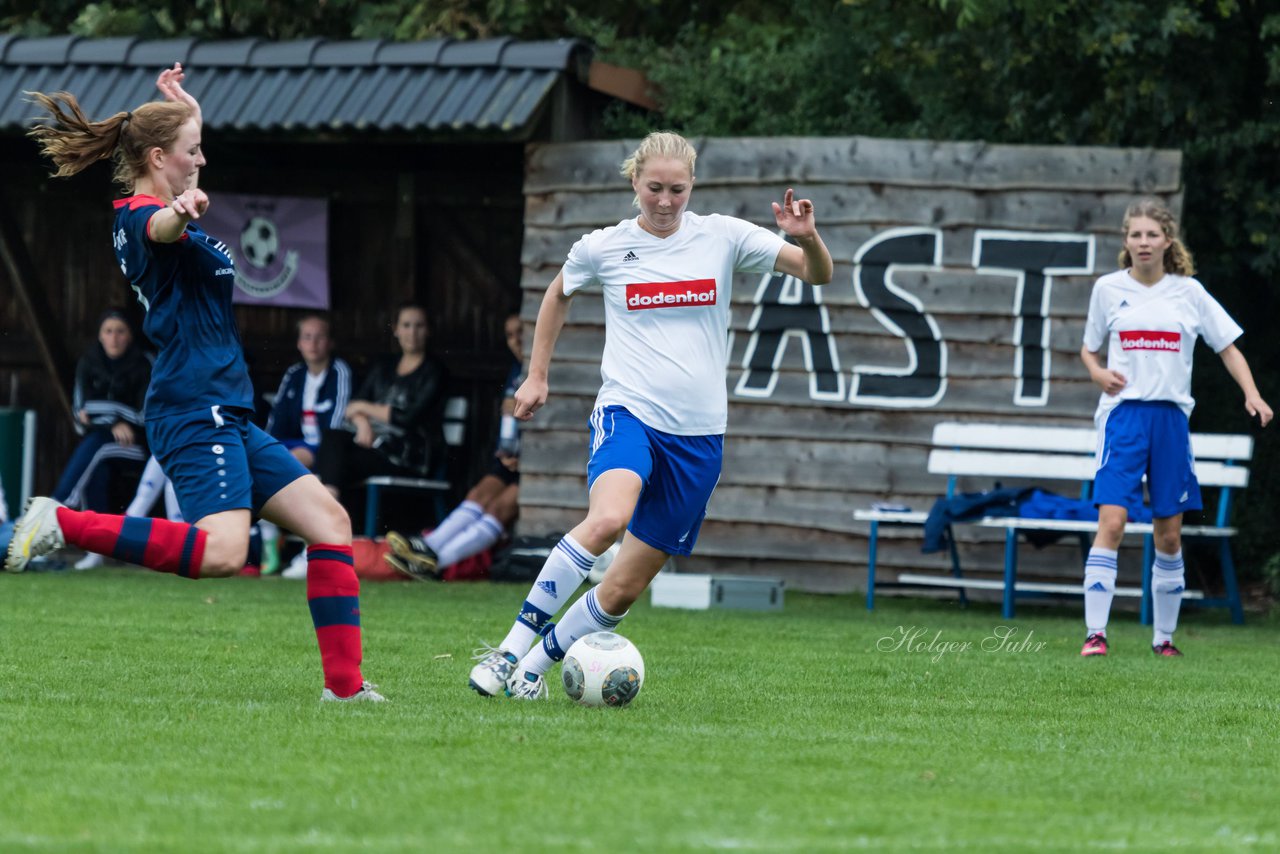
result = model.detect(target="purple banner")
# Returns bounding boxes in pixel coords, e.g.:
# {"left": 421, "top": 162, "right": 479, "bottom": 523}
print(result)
{"left": 202, "top": 192, "right": 330, "bottom": 309}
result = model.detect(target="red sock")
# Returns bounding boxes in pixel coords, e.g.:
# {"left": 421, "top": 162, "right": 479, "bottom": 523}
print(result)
{"left": 56, "top": 508, "right": 205, "bottom": 579}
{"left": 306, "top": 544, "right": 364, "bottom": 697}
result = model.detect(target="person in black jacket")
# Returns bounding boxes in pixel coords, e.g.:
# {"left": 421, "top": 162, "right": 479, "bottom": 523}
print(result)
{"left": 315, "top": 302, "right": 448, "bottom": 504}
{"left": 52, "top": 308, "right": 152, "bottom": 513}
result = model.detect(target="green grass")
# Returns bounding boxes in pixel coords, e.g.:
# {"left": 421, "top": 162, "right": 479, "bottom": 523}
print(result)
{"left": 2, "top": 569, "right": 1278, "bottom": 852}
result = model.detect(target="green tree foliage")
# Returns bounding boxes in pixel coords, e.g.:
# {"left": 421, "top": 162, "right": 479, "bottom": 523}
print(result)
{"left": 4, "top": 0, "right": 1278, "bottom": 571}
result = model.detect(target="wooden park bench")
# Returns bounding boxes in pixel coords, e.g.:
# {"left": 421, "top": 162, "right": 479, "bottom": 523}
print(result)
{"left": 854, "top": 421, "right": 1253, "bottom": 623}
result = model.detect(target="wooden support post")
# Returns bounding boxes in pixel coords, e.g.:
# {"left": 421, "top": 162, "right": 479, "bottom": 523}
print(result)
{"left": 0, "top": 186, "right": 73, "bottom": 422}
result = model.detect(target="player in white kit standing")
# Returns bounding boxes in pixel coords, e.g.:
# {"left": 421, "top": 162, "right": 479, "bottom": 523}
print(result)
{"left": 469, "top": 131, "right": 833, "bottom": 698}
{"left": 1079, "top": 198, "right": 1271, "bottom": 658}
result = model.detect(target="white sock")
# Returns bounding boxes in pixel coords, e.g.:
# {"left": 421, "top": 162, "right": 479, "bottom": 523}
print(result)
{"left": 518, "top": 587, "right": 626, "bottom": 678}
{"left": 125, "top": 456, "right": 168, "bottom": 517}
{"left": 425, "top": 500, "right": 484, "bottom": 551}
{"left": 498, "top": 534, "right": 595, "bottom": 657}
{"left": 163, "top": 479, "right": 183, "bottom": 522}
{"left": 258, "top": 519, "right": 280, "bottom": 541}
{"left": 1151, "top": 550, "right": 1185, "bottom": 646}
{"left": 436, "top": 513, "right": 504, "bottom": 568}
{"left": 1084, "top": 547, "right": 1118, "bottom": 636}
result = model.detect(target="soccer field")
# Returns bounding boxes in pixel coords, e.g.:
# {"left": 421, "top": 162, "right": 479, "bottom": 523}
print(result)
{"left": 1, "top": 569, "right": 1277, "bottom": 852}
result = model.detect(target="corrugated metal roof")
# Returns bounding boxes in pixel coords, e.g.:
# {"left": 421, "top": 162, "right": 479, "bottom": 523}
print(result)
{"left": 0, "top": 35, "right": 591, "bottom": 137}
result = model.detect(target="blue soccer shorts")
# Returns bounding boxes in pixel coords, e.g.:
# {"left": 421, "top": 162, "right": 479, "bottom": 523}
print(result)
{"left": 147, "top": 405, "right": 310, "bottom": 524}
{"left": 1093, "top": 400, "right": 1202, "bottom": 519}
{"left": 586, "top": 405, "right": 723, "bottom": 556}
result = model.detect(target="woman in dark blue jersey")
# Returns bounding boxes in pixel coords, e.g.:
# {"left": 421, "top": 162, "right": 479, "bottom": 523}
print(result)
{"left": 10, "top": 64, "right": 382, "bottom": 702}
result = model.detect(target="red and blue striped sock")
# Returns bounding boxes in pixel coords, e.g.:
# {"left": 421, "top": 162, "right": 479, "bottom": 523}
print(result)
{"left": 306, "top": 544, "right": 364, "bottom": 697}
{"left": 56, "top": 507, "right": 205, "bottom": 579}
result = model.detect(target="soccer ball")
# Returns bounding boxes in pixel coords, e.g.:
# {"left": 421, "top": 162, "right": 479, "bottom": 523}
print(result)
{"left": 562, "top": 631, "right": 644, "bottom": 707}
{"left": 239, "top": 216, "right": 279, "bottom": 269}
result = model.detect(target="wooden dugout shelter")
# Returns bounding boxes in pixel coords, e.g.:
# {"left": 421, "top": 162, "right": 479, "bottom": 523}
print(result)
{"left": 0, "top": 34, "right": 634, "bottom": 505}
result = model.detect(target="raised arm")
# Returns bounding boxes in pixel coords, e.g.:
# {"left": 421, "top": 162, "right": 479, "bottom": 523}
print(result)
{"left": 1218, "top": 344, "right": 1273, "bottom": 427}
{"left": 147, "top": 63, "right": 208, "bottom": 243}
{"left": 156, "top": 63, "right": 202, "bottom": 128}
{"left": 771, "top": 188, "right": 833, "bottom": 285}
{"left": 513, "top": 270, "right": 573, "bottom": 421}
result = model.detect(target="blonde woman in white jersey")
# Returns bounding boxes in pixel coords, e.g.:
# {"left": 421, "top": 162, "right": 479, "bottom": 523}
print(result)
{"left": 469, "top": 131, "right": 833, "bottom": 698}
{"left": 1079, "top": 198, "right": 1271, "bottom": 659}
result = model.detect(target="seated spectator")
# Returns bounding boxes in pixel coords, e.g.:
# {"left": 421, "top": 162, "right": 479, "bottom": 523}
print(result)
{"left": 314, "top": 301, "right": 449, "bottom": 511}
{"left": 257, "top": 313, "right": 352, "bottom": 572}
{"left": 52, "top": 308, "right": 151, "bottom": 515}
{"left": 385, "top": 313, "right": 523, "bottom": 579}
{"left": 267, "top": 313, "right": 352, "bottom": 469}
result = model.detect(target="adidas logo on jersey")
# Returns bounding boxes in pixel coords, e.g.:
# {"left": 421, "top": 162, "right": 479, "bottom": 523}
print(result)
{"left": 1119, "top": 300, "right": 1130, "bottom": 308}
{"left": 623, "top": 250, "right": 640, "bottom": 262}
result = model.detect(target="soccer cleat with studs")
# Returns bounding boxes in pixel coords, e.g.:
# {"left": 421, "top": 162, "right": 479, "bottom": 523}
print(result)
{"left": 1080, "top": 633, "right": 1108, "bottom": 657}
{"left": 321, "top": 680, "right": 388, "bottom": 702}
{"left": 5, "top": 497, "right": 67, "bottom": 573}
{"left": 505, "top": 670, "right": 549, "bottom": 700}
{"left": 469, "top": 645, "right": 519, "bottom": 696}
{"left": 1151, "top": 641, "right": 1183, "bottom": 657}
{"left": 385, "top": 530, "right": 441, "bottom": 580}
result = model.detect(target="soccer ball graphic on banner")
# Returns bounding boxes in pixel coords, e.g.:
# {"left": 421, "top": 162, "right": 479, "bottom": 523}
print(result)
{"left": 239, "top": 216, "right": 279, "bottom": 269}
{"left": 562, "top": 632, "right": 645, "bottom": 707}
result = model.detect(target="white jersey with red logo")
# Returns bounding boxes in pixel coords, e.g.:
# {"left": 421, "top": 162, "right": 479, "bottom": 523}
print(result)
{"left": 562, "top": 212, "right": 785, "bottom": 435}
{"left": 1082, "top": 270, "right": 1242, "bottom": 418}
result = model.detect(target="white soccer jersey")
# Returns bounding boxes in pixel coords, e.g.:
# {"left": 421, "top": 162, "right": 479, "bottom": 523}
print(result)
{"left": 562, "top": 212, "right": 785, "bottom": 435}
{"left": 1082, "top": 270, "right": 1242, "bottom": 418}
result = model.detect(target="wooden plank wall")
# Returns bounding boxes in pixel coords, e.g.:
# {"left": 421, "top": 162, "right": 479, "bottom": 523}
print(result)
{"left": 516, "top": 136, "right": 1183, "bottom": 593}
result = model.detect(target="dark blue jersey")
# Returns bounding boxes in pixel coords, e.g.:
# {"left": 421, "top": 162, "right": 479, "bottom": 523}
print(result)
{"left": 112, "top": 195, "right": 254, "bottom": 418}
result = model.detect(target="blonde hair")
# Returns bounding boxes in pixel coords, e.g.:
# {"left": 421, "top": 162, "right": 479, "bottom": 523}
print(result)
{"left": 27, "top": 91, "right": 193, "bottom": 191}
{"left": 620, "top": 131, "right": 697, "bottom": 182}
{"left": 1118, "top": 197, "right": 1195, "bottom": 276}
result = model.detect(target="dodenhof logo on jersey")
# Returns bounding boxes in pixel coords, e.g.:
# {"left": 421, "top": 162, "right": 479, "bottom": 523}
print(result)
{"left": 1119, "top": 330, "right": 1181, "bottom": 352}
{"left": 626, "top": 279, "right": 717, "bottom": 311}
{"left": 233, "top": 214, "right": 301, "bottom": 298}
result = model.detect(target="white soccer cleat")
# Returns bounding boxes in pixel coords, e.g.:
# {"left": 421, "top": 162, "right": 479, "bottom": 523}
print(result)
{"left": 280, "top": 550, "right": 308, "bottom": 580}
{"left": 469, "top": 645, "right": 519, "bottom": 697}
{"left": 5, "top": 497, "right": 66, "bottom": 573}
{"left": 505, "top": 670, "right": 549, "bottom": 700}
{"left": 321, "top": 680, "right": 387, "bottom": 702}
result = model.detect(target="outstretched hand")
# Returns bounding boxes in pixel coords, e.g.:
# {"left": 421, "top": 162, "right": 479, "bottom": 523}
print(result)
{"left": 771, "top": 188, "right": 818, "bottom": 241}
{"left": 156, "top": 63, "right": 202, "bottom": 127}
{"left": 172, "top": 188, "right": 209, "bottom": 220}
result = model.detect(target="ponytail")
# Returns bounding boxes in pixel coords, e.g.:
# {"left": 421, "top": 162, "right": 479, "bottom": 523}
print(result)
{"left": 27, "top": 91, "right": 192, "bottom": 191}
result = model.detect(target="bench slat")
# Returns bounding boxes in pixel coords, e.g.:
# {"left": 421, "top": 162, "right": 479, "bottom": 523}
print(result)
{"left": 895, "top": 572, "right": 1205, "bottom": 600}
{"left": 927, "top": 449, "right": 1249, "bottom": 488}
{"left": 930, "top": 421, "right": 1253, "bottom": 461}
{"left": 364, "top": 476, "right": 449, "bottom": 490}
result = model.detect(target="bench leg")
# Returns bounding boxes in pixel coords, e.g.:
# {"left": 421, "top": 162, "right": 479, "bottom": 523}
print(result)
{"left": 365, "top": 483, "right": 381, "bottom": 539}
{"left": 866, "top": 521, "right": 879, "bottom": 611}
{"left": 1002, "top": 528, "right": 1017, "bottom": 619}
{"left": 946, "top": 525, "right": 968, "bottom": 608}
{"left": 1140, "top": 535, "right": 1153, "bottom": 626}
{"left": 1220, "top": 539, "right": 1245, "bottom": 625}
